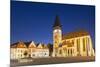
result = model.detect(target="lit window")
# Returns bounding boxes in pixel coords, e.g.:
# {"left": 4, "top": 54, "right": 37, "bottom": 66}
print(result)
{"left": 83, "top": 38, "right": 86, "bottom": 51}
{"left": 68, "top": 49, "right": 69, "bottom": 55}
{"left": 77, "top": 39, "right": 80, "bottom": 52}
{"left": 87, "top": 37, "right": 90, "bottom": 51}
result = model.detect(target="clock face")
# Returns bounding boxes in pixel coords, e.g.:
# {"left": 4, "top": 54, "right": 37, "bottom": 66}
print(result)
{"left": 54, "top": 29, "right": 61, "bottom": 40}
{"left": 54, "top": 29, "right": 61, "bottom": 32}
{"left": 54, "top": 29, "right": 61, "bottom": 33}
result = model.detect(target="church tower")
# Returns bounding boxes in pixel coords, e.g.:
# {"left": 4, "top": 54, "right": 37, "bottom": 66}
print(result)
{"left": 52, "top": 15, "right": 62, "bottom": 57}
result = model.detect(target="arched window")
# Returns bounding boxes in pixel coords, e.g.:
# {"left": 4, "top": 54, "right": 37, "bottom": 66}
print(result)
{"left": 77, "top": 39, "right": 80, "bottom": 56}
{"left": 84, "top": 37, "right": 90, "bottom": 53}
{"left": 87, "top": 37, "right": 90, "bottom": 51}
{"left": 72, "top": 40, "right": 74, "bottom": 46}
{"left": 71, "top": 49, "right": 72, "bottom": 56}
{"left": 68, "top": 49, "right": 69, "bottom": 56}
{"left": 77, "top": 39, "right": 80, "bottom": 52}
{"left": 83, "top": 38, "right": 85, "bottom": 51}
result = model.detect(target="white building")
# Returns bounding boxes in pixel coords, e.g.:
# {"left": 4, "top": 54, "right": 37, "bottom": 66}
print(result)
{"left": 10, "top": 41, "right": 49, "bottom": 59}
{"left": 10, "top": 41, "right": 28, "bottom": 59}
{"left": 27, "top": 42, "right": 49, "bottom": 58}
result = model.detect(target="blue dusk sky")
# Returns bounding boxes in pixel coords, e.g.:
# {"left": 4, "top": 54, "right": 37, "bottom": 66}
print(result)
{"left": 11, "top": 1, "right": 95, "bottom": 48}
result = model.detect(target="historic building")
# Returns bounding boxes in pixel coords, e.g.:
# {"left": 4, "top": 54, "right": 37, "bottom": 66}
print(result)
{"left": 10, "top": 41, "right": 28, "bottom": 59}
{"left": 10, "top": 41, "right": 49, "bottom": 59}
{"left": 11, "top": 16, "right": 95, "bottom": 59}
{"left": 52, "top": 16, "right": 95, "bottom": 57}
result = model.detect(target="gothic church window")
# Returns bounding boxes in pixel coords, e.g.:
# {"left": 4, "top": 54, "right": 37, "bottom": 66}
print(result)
{"left": 83, "top": 38, "right": 86, "bottom": 51}
{"left": 77, "top": 39, "right": 80, "bottom": 52}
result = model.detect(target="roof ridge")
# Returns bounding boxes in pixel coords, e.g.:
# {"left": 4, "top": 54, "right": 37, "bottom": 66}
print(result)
{"left": 62, "top": 30, "right": 89, "bottom": 39}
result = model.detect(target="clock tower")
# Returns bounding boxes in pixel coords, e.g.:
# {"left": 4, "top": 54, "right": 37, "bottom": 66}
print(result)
{"left": 52, "top": 15, "right": 62, "bottom": 57}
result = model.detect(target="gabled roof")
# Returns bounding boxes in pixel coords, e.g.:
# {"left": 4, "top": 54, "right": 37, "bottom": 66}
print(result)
{"left": 62, "top": 30, "right": 89, "bottom": 40}
{"left": 37, "top": 43, "right": 43, "bottom": 48}
{"left": 36, "top": 43, "right": 48, "bottom": 49}
{"left": 11, "top": 41, "right": 27, "bottom": 48}
{"left": 11, "top": 42, "right": 19, "bottom": 48}
{"left": 11, "top": 41, "right": 30, "bottom": 48}
{"left": 17, "top": 41, "right": 27, "bottom": 48}
{"left": 42, "top": 44, "right": 48, "bottom": 49}
{"left": 11, "top": 41, "right": 48, "bottom": 49}
{"left": 28, "top": 41, "right": 36, "bottom": 48}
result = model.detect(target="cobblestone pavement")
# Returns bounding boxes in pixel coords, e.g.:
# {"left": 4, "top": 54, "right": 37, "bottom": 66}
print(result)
{"left": 10, "top": 56, "right": 95, "bottom": 67}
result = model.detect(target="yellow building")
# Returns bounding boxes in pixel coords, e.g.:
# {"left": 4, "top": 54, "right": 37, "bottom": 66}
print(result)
{"left": 52, "top": 16, "right": 95, "bottom": 57}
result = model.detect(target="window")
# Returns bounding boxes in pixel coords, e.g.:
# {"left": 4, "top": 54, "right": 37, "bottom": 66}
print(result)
{"left": 62, "top": 41, "right": 67, "bottom": 45}
{"left": 87, "top": 37, "right": 90, "bottom": 51}
{"left": 83, "top": 38, "right": 85, "bottom": 51}
{"left": 45, "top": 53, "right": 47, "bottom": 55}
{"left": 85, "top": 37, "right": 90, "bottom": 51}
{"left": 21, "top": 50, "right": 23, "bottom": 53}
{"left": 77, "top": 39, "right": 80, "bottom": 52}
{"left": 21, "top": 54, "right": 22, "bottom": 57}
{"left": 18, "top": 54, "right": 19, "bottom": 57}
{"left": 33, "top": 54, "right": 35, "bottom": 56}
{"left": 68, "top": 49, "right": 69, "bottom": 55}
{"left": 72, "top": 40, "right": 74, "bottom": 46}
{"left": 71, "top": 49, "right": 72, "bottom": 56}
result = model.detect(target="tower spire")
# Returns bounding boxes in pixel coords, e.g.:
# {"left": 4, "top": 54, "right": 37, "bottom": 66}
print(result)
{"left": 53, "top": 15, "right": 62, "bottom": 28}
{"left": 52, "top": 15, "right": 62, "bottom": 57}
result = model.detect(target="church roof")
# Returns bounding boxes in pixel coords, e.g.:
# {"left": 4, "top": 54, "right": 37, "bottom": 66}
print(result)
{"left": 53, "top": 15, "right": 62, "bottom": 28}
{"left": 62, "top": 30, "right": 89, "bottom": 40}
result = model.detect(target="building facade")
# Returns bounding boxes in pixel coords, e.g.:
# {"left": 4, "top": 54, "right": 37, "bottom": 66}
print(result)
{"left": 10, "top": 42, "right": 28, "bottom": 59}
{"left": 52, "top": 16, "right": 95, "bottom": 57}
{"left": 10, "top": 41, "right": 49, "bottom": 59}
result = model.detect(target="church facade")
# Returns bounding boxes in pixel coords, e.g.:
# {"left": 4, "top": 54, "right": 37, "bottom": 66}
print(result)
{"left": 52, "top": 16, "right": 95, "bottom": 57}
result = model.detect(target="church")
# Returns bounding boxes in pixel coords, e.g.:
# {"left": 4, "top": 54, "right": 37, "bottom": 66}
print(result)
{"left": 10, "top": 16, "right": 95, "bottom": 60}
{"left": 52, "top": 16, "right": 95, "bottom": 57}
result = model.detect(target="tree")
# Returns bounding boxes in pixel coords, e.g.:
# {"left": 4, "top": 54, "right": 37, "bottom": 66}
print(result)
{"left": 47, "top": 43, "right": 53, "bottom": 56}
